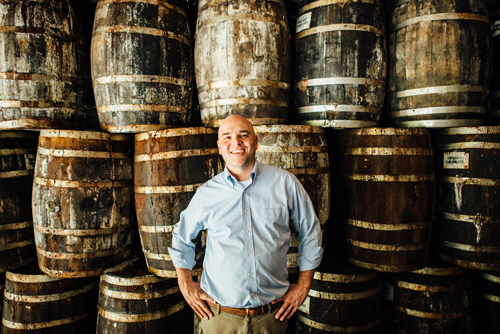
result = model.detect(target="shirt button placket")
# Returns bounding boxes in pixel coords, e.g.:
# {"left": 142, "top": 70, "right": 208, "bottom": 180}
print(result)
{"left": 242, "top": 187, "right": 257, "bottom": 303}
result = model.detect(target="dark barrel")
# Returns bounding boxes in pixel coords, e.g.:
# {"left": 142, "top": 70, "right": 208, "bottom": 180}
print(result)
{"left": 195, "top": 0, "right": 291, "bottom": 127}
{"left": 134, "top": 127, "right": 221, "bottom": 277}
{"left": 32, "top": 130, "right": 136, "bottom": 277}
{"left": 294, "top": 0, "right": 386, "bottom": 128}
{"left": 471, "top": 271, "right": 500, "bottom": 334}
{"left": 488, "top": 19, "right": 500, "bottom": 124}
{"left": 91, "top": 0, "right": 194, "bottom": 133}
{"left": 387, "top": 0, "right": 492, "bottom": 128}
{"left": 434, "top": 126, "right": 500, "bottom": 271}
{"left": 338, "top": 128, "right": 435, "bottom": 272}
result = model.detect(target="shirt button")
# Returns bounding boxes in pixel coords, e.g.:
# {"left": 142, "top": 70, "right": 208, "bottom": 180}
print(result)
{"left": 250, "top": 273, "right": 253, "bottom": 276}
{"left": 252, "top": 293, "right": 255, "bottom": 296}
{"left": 248, "top": 251, "right": 251, "bottom": 255}
{"left": 243, "top": 190, "right": 246, "bottom": 193}
{"left": 246, "top": 230, "right": 249, "bottom": 234}
{"left": 244, "top": 210, "right": 248, "bottom": 213}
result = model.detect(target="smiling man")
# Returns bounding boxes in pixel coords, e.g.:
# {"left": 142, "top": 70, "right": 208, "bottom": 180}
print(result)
{"left": 168, "top": 115, "right": 323, "bottom": 334}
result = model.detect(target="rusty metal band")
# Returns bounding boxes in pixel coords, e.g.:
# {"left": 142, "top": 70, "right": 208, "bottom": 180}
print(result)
{"left": 0, "top": 148, "right": 35, "bottom": 156}
{"left": 477, "top": 292, "right": 500, "bottom": 304}
{"left": 442, "top": 240, "right": 500, "bottom": 253}
{"left": 347, "top": 238, "right": 428, "bottom": 251}
{"left": 412, "top": 266, "right": 463, "bottom": 275}
{"left": 144, "top": 250, "right": 172, "bottom": 261}
{"left": 0, "top": 72, "right": 81, "bottom": 84}
{"left": 135, "top": 183, "right": 203, "bottom": 194}
{"left": 395, "top": 306, "right": 467, "bottom": 319}
{"left": 396, "top": 119, "right": 484, "bottom": 128}
{"left": 33, "top": 223, "right": 130, "bottom": 237}
{"left": 197, "top": 79, "right": 289, "bottom": 94}
{"left": 281, "top": 167, "right": 329, "bottom": 176}
{"left": 37, "top": 147, "right": 129, "bottom": 159}
{"left": 135, "top": 127, "right": 216, "bottom": 141}
{"left": 341, "top": 147, "right": 432, "bottom": 156}
{"left": 100, "top": 285, "right": 179, "bottom": 300}
{"left": 437, "top": 142, "right": 500, "bottom": 150}
{"left": 34, "top": 177, "right": 132, "bottom": 189}
{"left": 148, "top": 267, "right": 203, "bottom": 278}
{"left": 347, "top": 174, "right": 435, "bottom": 182}
{"left": 200, "top": 0, "right": 285, "bottom": 12}
{"left": 254, "top": 124, "right": 324, "bottom": 134}
{"left": 349, "top": 258, "right": 422, "bottom": 272}
{"left": 36, "top": 244, "right": 132, "bottom": 260}
{"left": 98, "top": 300, "right": 186, "bottom": 322}
{"left": 204, "top": 117, "right": 287, "bottom": 127}
{"left": 439, "top": 176, "right": 500, "bottom": 186}
{"left": 2, "top": 312, "right": 91, "bottom": 330}
{"left": 102, "top": 273, "right": 164, "bottom": 286}
{"left": 438, "top": 254, "right": 498, "bottom": 271}
{"left": 297, "top": 314, "right": 382, "bottom": 332}
{"left": 257, "top": 146, "right": 328, "bottom": 154}
{"left": 0, "top": 25, "right": 75, "bottom": 39}
{"left": 297, "top": 77, "right": 385, "bottom": 89}
{"left": 438, "top": 126, "right": 500, "bottom": 135}
{"left": 0, "top": 239, "right": 34, "bottom": 252}
{"left": 474, "top": 271, "right": 500, "bottom": 283}
{"left": 301, "top": 119, "right": 379, "bottom": 128}
{"left": 313, "top": 271, "right": 378, "bottom": 283}
{"left": 200, "top": 98, "right": 287, "bottom": 109}
{"left": 40, "top": 129, "right": 131, "bottom": 141}
{"left": 0, "top": 100, "right": 75, "bottom": 108}
{"left": 0, "top": 170, "right": 33, "bottom": 179}
{"left": 347, "top": 219, "right": 430, "bottom": 231}
{"left": 97, "top": 104, "right": 188, "bottom": 114}
{"left": 96, "top": 0, "right": 188, "bottom": 18}
{"left": 298, "top": 105, "right": 381, "bottom": 114}
{"left": 93, "top": 25, "right": 191, "bottom": 46}
{"left": 297, "top": 0, "right": 383, "bottom": 16}
{"left": 198, "top": 13, "right": 287, "bottom": 30}
{"left": 139, "top": 225, "right": 175, "bottom": 233}
{"left": 308, "top": 285, "right": 382, "bottom": 301}
{"left": 391, "top": 13, "right": 490, "bottom": 32}
{"left": 391, "top": 106, "right": 484, "bottom": 118}
{"left": 4, "top": 282, "right": 97, "bottom": 303}
{"left": 394, "top": 280, "right": 457, "bottom": 293}
{"left": 0, "top": 221, "right": 32, "bottom": 231}
{"left": 5, "top": 271, "right": 63, "bottom": 283}
{"left": 93, "top": 75, "right": 190, "bottom": 88}
{"left": 297, "top": 23, "right": 385, "bottom": 39}
{"left": 342, "top": 128, "right": 429, "bottom": 136}
{"left": 135, "top": 148, "right": 218, "bottom": 162}
{"left": 389, "top": 84, "right": 488, "bottom": 99}
{"left": 441, "top": 212, "right": 494, "bottom": 223}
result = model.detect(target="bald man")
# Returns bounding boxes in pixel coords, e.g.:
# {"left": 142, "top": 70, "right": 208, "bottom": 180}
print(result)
{"left": 168, "top": 116, "right": 323, "bottom": 334}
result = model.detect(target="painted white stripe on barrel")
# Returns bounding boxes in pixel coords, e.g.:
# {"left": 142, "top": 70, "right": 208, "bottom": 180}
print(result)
{"left": 442, "top": 240, "right": 500, "bottom": 253}
{"left": 298, "top": 104, "right": 380, "bottom": 113}
{"left": 0, "top": 239, "right": 34, "bottom": 252}
{"left": 390, "top": 85, "right": 488, "bottom": 98}
{"left": 254, "top": 125, "right": 324, "bottom": 134}
{"left": 98, "top": 300, "right": 186, "bottom": 322}
{"left": 391, "top": 106, "right": 484, "bottom": 118}
{"left": 37, "top": 147, "right": 128, "bottom": 159}
{"left": 93, "top": 25, "right": 191, "bottom": 46}
{"left": 297, "top": 77, "right": 385, "bottom": 88}
{"left": 40, "top": 129, "right": 130, "bottom": 141}
{"left": 200, "top": 98, "right": 287, "bottom": 108}
{"left": 396, "top": 119, "right": 484, "bottom": 128}
{"left": 0, "top": 148, "right": 35, "bottom": 156}
{"left": 93, "top": 75, "right": 190, "bottom": 87}
{"left": 34, "top": 177, "right": 132, "bottom": 189}
{"left": 5, "top": 271, "right": 63, "bottom": 283}
{"left": 100, "top": 285, "right": 179, "bottom": 300}
{"left": 144, "top": 251, "right": 172, "bottom": 261}
{"left": 342, "top": 147, "right": 432, "bottom": 156}
{"left": 395, "top": 281, "right": 457, "bottom": 293}
{"left": 36, "top": 245, "right": 131, "bottom": 259}
{"left": 297, "top": 0, "right": 383, "bottom": 15}
{"left": 149, "top": 267, "right": 203, "bottom": 278}
{"left": 439, "top": 176, "right": 500, "bottom": 186}
{"left": 33, "top": 223, "right": 129, "bottom": 236}
{"left": 348, "top": 238, "right": 428, "bottom": 251}
{"left": 97, "top": 0, "right": 188, "bottom": 18}
{"left": 437, "top": 142, "right": 500, "bottom": 150}
{"left": 102, "top": 274, "right": 164, "bottom": 286}
{"left": 395, "top": 305, "right": 467, "bottom": 319}
{"left": 0, "top": 221, "right": 32, "bottom": 231}
{"left": 308, "top": 285, "right": 382, "bottom": 301}
{"left": 257, "top": 146, "right": 328, "bottom": 153}
{"left": 391, "top": 13, "right": 490, "bottom": 32}
{"left": 135, "top": 128, "right": 216, "bottom": 141}
{"left": 441, "top": 212, "right": 494, "bottom": 223}
{"left": 134, "top": 148, "right": 218, "bottom": 162}
{"left": 5, "top": 282, "right": 97, "bottom": 303}
{"left": 313, "top": 271, "right": 378, "bottom": 283}
{"left": 477, "top": 293, "right": 500, "bottom": 304}
{"left": 301, "top": 120, "right": 379, "bottom": 128}
{"left": 412, "top": 267, "right": 463, "bottom": 275}
{"left": 348, "top": 174, "right": 435, "bottom": 182}
{"left": 0, "top": 170, "right": 33, "bottom": 179}
{"left": 475, "top": 272, "right": 500, "bottom": 283}
{"left": 439, "top": 126, "right": 500, "bottom": 135}
{"left": 297, "top": 23, "right": 385, "bottom": 40}
{"left": 139, "top": 225, "right": 175, "bottom": 233}
{"left": 2, "top": 312, "right": 91, "bottom": 330}
{"left": 347, "top": 219, "right": 430, "bottom": 231}
{"left": 197, "top": 79, "right": 289, "bottom": 93}
{"left": 199, "top": 14, "right": 287, "bottom": 30}
{"left": 135, "top": 183, "right": 203, "bottom": 194}
{"left": 297, "top": 314, "right": 382, "bottom": 332}
{"left": 97, "top": 104, "right": 188, "bottom": 114}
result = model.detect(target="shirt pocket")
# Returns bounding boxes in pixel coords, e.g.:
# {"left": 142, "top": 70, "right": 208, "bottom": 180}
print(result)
{"left": 259, "top": 207, "right": 287, "bottom": 225}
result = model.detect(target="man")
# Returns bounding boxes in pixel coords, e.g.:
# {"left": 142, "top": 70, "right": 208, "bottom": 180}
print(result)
{"left": 168, "top": 115, "right": 323, "bottom": 334}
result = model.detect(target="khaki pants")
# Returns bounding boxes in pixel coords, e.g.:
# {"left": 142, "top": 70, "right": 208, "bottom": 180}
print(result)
{"left": 199, "top": 305, "right": 288, "bottom": 334}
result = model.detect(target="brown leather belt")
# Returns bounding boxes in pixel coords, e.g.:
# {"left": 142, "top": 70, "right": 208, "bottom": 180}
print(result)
{"left": 207, "top": 301, "right": 283, "bottom": 317}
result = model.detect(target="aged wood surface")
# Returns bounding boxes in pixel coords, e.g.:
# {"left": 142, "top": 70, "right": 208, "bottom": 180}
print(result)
{"left": 91, "top": 0, "right": 194, "bottom": 133}
{"left": 488, "top": 19, "right": 500, "bottom": 124}
{"left": 32, "top": 129, "right": 136, "bottom": 277}
{"left": 471, "top": 271, "right": 500, "bottom": 334}
{"left": 195, "top": 0, "right": 291, "bottom": 127}
{"left": 294, "top": 0, "right": 387, "bottom": 128}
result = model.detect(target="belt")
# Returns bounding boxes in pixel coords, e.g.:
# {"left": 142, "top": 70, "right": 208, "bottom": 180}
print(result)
{"left": 207, "top": 301, "right": 283, "bottom": 317}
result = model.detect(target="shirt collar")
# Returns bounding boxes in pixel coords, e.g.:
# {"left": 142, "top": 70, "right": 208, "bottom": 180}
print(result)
{"left": 224, "top": 160, "right": 259, "bottom": 188}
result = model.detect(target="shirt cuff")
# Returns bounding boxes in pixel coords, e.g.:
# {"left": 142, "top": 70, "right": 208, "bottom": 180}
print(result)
{"left": 298, "top": 247, "right": 324, "bottom": 271}
{"left": 167, "top": 247, "right": 196, "bottom": 270}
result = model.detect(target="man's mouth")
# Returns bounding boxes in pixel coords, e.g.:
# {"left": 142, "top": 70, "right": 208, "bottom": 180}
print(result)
{"left": 231, "top": 149, "right": 244, "bottom": 153}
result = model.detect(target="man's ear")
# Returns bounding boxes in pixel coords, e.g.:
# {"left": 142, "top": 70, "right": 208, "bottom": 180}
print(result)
{"left": 217, "top": 140, "right": 222, "bottom": 155}
{"left": 254, "top": 135, "right": 258, "bottom": 150}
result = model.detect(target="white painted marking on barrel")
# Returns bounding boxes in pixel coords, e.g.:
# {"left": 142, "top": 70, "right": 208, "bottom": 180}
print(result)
{"left": 390, "top": 106, "right": 484, "bottom": 118}
{"left": 389, "top": 84, "right": 488, "bottom": 98}
{"left": 308, "top": 285, "right": 382, "bottom": 300}
{"left": 297, "top": 23, "right": 385, "bottom": 39}
{"left": 0, "top": 170, "right": 33, "bottom": 179}
{"left": 5, "top": 282, "right": 97, "bottom": 303}
{"left": 2, "top": 313, "right": 91, "bottom": 330}
{"left": 395, "top": 306, "right": 467, "bottom": 319}
{"left": 134, "top": 183, "right": 203, "bottom": 194}
{"left": 97, "top": 301, "right": 186, "bottom": 322}
{"left": 100, "top": 285, "right": 179, "bottom": 300}
{"left": 394, "top": 281, "right": 457, "bottom": 293}
{"left": 391, "top": 13, "right": 490, "bottom": 32}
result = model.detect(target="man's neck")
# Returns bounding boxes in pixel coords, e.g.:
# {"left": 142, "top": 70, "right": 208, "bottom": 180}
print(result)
{"left": 227, "top": 161, "right": 255, "bottom": 181}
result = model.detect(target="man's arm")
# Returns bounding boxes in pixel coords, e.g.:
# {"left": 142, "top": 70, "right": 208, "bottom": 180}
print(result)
{"left": 272, "top": 269, "right": 315, "bottom": 321}
{"left": 175, "top": 267, "right": 216, "bottom": 320}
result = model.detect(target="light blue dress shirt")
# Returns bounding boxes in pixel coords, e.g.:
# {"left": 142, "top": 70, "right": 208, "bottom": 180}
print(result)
{"left": 168, "top": 161, "right": 323, "bottom": 308}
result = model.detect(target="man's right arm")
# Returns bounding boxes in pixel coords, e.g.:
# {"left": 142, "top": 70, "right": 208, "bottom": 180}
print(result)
{"left": 175, "top": 267, "right": 215, "bottom": 320}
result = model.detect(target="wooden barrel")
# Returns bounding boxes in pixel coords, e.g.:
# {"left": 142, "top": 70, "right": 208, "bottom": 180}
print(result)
{"left": 254, "top": 125, "right": 330, "bottom": 272}
{"left": 471, "top": 271, "right": 500, "bottom": 334}
{"left": 134, "top": 127, "right": 222, "bottom": 277}
{"left": 96, "top": 256, "right": 193, "bottom": 333}
{"left": 387, "top": 0, "right": 492, "bottom": 128}
{"left": 195, "top": 0, "right": 291, "bottom": 127}
{"left": 434, "top": 126, "right": 500, "bottom": 271}
{"left": 1, "top": 265, "right": 98, "bottom": 333}
{"left": 385, "top": 262, "right": 473, "bottom": 334}
{"left": 338, "top": 128, "right": 435, "bottom": 272}
{"left": 0, "top": 0, "right": 92, "bottom": 130}
{"left": 294, "top": 0, "right": 387, "bottom": 128}
{"left": 0, "top": 132, "right": 38, "bottom": 278}
{"left": 488, "top": 20, "right": 500, "bottom": 124}
{"left": 295, "top": 257, "right": 384, "bottom": 333}
{"left": 91, "top": 0, "right": 194, "bottom": 133}
{"left": 32, "top": 130, "right": 136, "bottom": 277}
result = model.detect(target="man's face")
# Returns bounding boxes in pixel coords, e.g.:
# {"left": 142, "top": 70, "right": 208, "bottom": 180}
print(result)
{"left": 217, "top": 116, "right": 258, "bottom": 172}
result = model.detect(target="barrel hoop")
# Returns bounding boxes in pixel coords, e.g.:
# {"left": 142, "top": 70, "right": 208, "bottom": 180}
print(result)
{"left": 281, "top": 167, "right": 329, "bottom": 176}
{"left": 300, "top": 120, "right": 379, "bottom": 128}
{"left": 341, "top": 128, "right": 429, "bottom": 136}
{"left": 391, "top": 13, "right": 490, "bottom": 32}
{"left": 442, "top": 240, "right": 500, "bottom": 253}
{"left": 474, "top": 272, "right": 500, "bottom": 283}
{"left": 391, "top": 106, "right": 484, "bottom": 118}
{"left": 0, "top": 100, "right": 75, "bottom": 109}
{"left": 93, "top": 25, "right": 191, "bottom": 46}
{"left": 33, "top": 223, "right": 130, "bottom": 237}
{"left": 477, "top": 292, "right": 500, "bottom": 304}
{"left": 347, "top": 238, "right": 428, "bottom": 251}
{"left": 93, "top": 75, "right": 191, "bottom": 88}
{"left": 37, "top": 147, "right": 129, "bottom": 159}
{"left": 347, "top": 174, "right": 435, "bottom": 182}
{"left": 197, "top": 79, "right": 289, "bottom": 93}
{"left": 96, "top": 0, "right": 188, "bottom": 18}
{"left": 135, "top": 183, "right": 203, "bottom": 194}
{"left": 0, "top": 221, "right": 33, "bottom": 231}
{"left": 198, "top": 13, "right": 288, "bottom": 31}
{"left": 135, "top": 148, "right": 218, "bottom": 162}
{"left": 40, "top": 129, "right": 130, "bottom": 141}
{"left": 0, "top": 239, "right": 34, "bottom": 252}
{"left": 287, "top": 253, "right": 299, "bottom": 267}
{"left": 439, "top": 176, "right": 500, "bottom": 186}
{"left": 97, "top": 300, "right": 186, "bottom": 323}
{"left": 297, "top": 105, "right": 381, "bottom": 114}
{"left": 394, "top": 281, "right": 459, "bottom": 293}
{"left": 0, "top": 72, "right": 81, "bottom": 85}
{"left": 396, "top": 120, "right": 484, "bottom": 128}
{"left": 308, "top": 285, "right": 382, "bottom": 301}
{"left": 313, "top": 271, "right": 378, "bottom": 283}
{"left": 296, "top": 314, "right": 382, "bottom": 332}
{"left": 148, "top": 267, "right": 203, "bottom": 278}
{"left": 100, "top": 285, "right": 179, "bottom": 300}
{"left": 297, "top": 23, "right": 385, "bottom": 40}
{"left": 297, "top": 77, "right": 385, "bottom": 89}
{"left": 2, "top": 312, "right": 91, "bottom": 330}
{"left": 5, "top": 271, "right": 63, "bottom": 283}
{"left": 441, "top": 212, "right": 495, "bottom": 224}
{"left": 34, "top": 177, "right": 132, "bottom": 189}
{"left": 144, "top": 251, "right": 172, "bottom": 261}
{"left": 395, "top": 305, "right": 467, "bottom": 319}
{"left": 101, "top": 274, "right": 164, "bottom": 286}
{"left": 392, "top": 0, "right": 410, "bottom": 8}
{"left": 257, "top": 146, "right": 328, "bottom": 154}
{"left": 200, "top": 98, "right": 287, "bottom": 109}
{"left": 412, "top": 267, "right": 464, "bottom": 275}
{"left": 4, "top": 282, "right": 97, "bottom": 303}
{"left": 341, "top": 147, "right": 432, "bottom": 156}
{"left": 139, "top": 225, "right": 175, "bottom": 233}
{"left": 297, "top": 0, "right": 383, "bottom": 16}
{"left": 0, "top": 170, "right": 33, "bottom": 179}
{"left": 36, "top": 244, "right": 132, "bottom": 260}
{"left": 0, "top": 148, "right": 35, "bottom": 156}
{"left": 135, "top": 128, "right": 216, "bottom": 141}
{"left": 438, "top": 126, "right": 500, "bottom": 135}
{"left": 389, "top": 85, "right": 489, "bottom": 98}
{"left": 97, "top": 104, "right": 188, "bottom": 114}
{"left": 254, "top": 125, "right": 324, "bottom": 134}
{"left": 347, "top": 219, "right": 430, "bottom": 231}
{"left": 0, "top": 26, "right": 75, "bottom": 39}
{"left": 200, "top": 0, "right": 285, "bottom": 13}
{"left": 437, "top": 142, "right": 500, "bottom": 150}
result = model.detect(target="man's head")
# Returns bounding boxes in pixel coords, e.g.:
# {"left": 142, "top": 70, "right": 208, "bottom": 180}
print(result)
{"left": 217, "top": 115, "right": 258, "bottom": 180}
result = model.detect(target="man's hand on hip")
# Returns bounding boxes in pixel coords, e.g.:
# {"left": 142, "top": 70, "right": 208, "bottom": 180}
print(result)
{"left": 272, "top": 269, "right": 315, "bottom": 321}
{"left": 175, "top": 267, "right": 216, "bottom": 320}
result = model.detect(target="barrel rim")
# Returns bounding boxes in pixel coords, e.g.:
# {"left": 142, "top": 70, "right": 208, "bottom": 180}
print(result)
{"left": 135, "top": 127, "right": 217, "bottom": 141}
{"left": 39, "top": 129, "right": 131, "bottom": 141}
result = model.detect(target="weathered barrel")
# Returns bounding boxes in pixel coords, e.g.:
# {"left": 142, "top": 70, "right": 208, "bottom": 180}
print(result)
{"left": 254, "top": 124, "right": 330, "bottom": 272}
{"left": 32, "top": 130, "right": 136, "bottom": 277}
{"left": 91, "top": 0, "right": 194, "bottom": 133}
{"left": 134, "top": 127, "right": 221, "bottom": 277}
{"left": 294, "top": 0, "right": 387, "bottom": 128}
{"left": 338, "top": 128, "right": 435, "bottom": 272}
{"left": 471, "top": 271, "right": 500, "bottom": 334}
{"left": 0, "top": 0, "right": 93, "bottom": 130}
{"left": 1, "top": 265, "right": 98, "bottom": 333}
{"left": 387, "top": 0, "right": 492, "bottom": 128}
{"left": 385, "top": 262, "right": 473, "bottom": 334}
{"left": 195, "top": 0, "right": 291, "bottom": 127}
{"left": 434, "top": 126, "right": 500, "bottom": 271}
{"left": 0, "top": 131, "right": 38, "bottom": 279}
{"left": 488, "top": 20, "right": 500, "bottom": 124}
{"left": 96, "top": 256, "right": 193, "bottom": 333}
